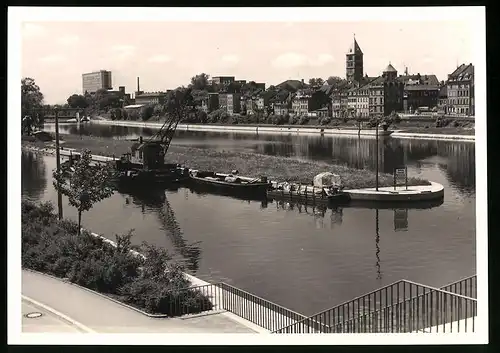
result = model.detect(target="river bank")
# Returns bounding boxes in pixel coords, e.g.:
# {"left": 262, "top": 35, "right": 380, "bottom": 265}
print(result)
{"left": 21, "top": 200, "right": 214, "bottom": 317}
{"left": 22, "top": 134, "right": 431, "bottom": 189}
{"left": 88, "top": 119, "right": 475, "bottom": 140}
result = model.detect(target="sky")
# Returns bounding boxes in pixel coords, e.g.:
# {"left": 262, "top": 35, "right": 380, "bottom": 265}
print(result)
{"left": 20, "top": 15, "right": 477, "bottom": 104}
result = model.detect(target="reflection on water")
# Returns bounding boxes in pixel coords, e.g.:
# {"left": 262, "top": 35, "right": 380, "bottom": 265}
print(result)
{"left": 119, "top": 187, "right": 202, "bottom": 274}
{"left": 46, "top": 123, "right": 475, "bottom": 197}
{"left": 29, "top": 128, "right": 476, "bottom": 315}
{"left": 21, "top": 150, "right": 47, "bottom": 200}
{"left": 375, "top": 209, "right": 382, "bottom": 280}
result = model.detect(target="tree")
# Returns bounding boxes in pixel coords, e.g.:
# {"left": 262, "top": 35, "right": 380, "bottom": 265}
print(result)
{"left": 165, "top": 87, "right": 196, "bottom": 123}
{"left": 53, "top": 149, "right": 115, "bottom": 235}
{"left": 67, "top": 94, "right": 89, "bottom": 109}
{"left": 21, "top": 78, "right": 44, "bottom": 130}
{"left": 190, "top": 73, "right": 210, "bottom": 91}
{"left": 326, "top": 76, "right": 347, "bottom": 88}
{"left": 308, "top": 78, "right": 325, "bottom": 87}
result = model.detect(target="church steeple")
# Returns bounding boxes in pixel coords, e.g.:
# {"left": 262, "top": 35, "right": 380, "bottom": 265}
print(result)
{"left": 346, "top": 34, "right": 364, "bottom": 83}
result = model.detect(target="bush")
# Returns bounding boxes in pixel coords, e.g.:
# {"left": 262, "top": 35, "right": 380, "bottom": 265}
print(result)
{"left": 21, "top": 201, "right": 212, "bottom": 316}
{"left": 298, "top": 115, "right": 310, "bottom": 125}
{"left": 288, "top": 115, "right": 299, "bottom": 125}
{"left": 319, "top": 116, "right": 332, "bottom": 125}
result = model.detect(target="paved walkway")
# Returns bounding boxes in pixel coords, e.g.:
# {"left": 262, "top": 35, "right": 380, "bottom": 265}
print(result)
{"left": 22, "top": 270, "right": 257, "bottom": 334}
{"left": 22, "top": 299, "right": 86, "bottom": 333}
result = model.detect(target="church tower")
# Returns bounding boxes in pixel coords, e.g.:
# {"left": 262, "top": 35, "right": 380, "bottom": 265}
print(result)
{"left": 346, "top": 35, "right": 364, "bottom": 83}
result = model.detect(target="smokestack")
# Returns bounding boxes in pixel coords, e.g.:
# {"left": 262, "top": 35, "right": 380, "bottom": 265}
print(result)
{"left": 137, "top": 77, "right": 140, "bottom": 93}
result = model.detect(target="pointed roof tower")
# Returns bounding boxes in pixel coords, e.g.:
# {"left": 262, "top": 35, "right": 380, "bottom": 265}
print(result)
{"left": 384, "top": 62, "right": 397, "bottom": 73}
{"left": 348, "top": 34, "right": 363, "bottom": 55}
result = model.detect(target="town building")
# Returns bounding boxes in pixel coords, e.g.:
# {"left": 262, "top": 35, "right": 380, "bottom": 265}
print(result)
{"left": 438, "top": 85, "right": 448, "bottom": 113}
{"left": 270, "top": 90, "right": 293, "bottom": 116}
{"left": 346, "top": 36, "right": 364, "bottom": 83}
{"left": 244, "top": 90, "right": 266, "bottom": 115}
{"left": 368, "top": 63, "right": 404, "bottom": 117}
{"left": 275, "top": 79, "right": 306, "bottom": 93}
{"left": 291, "top": 91, "right": 312, "bottom": 116}
{"left": 134, "top": 92, "right": 167, "bottom": 105}
{"left": 446, "top": 63, "right": 474, "bottom": 116}
{"left": 218, "top": 92, "right": 241, "bottom": 115}
{"left": 201, "top": 93, "right": 220, "bottom": 113}
{"left": 355, "top": 83, "right": 371, "bottom": 117}
{"left": 82, "top": 70, "right": 112, "bottom": 94}
{"left": 398, "top": 73, "right": 440, "bottom": 112}
{"left": 211, "top": 76, "right": 235, "bottom": 87}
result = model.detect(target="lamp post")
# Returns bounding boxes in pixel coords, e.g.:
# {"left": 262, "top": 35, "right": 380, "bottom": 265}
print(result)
{"left": 54, "top": 108, "right": 63, "bottom": 220}
{"left": 375, "top": 116, "right": 379, "bottom": 191}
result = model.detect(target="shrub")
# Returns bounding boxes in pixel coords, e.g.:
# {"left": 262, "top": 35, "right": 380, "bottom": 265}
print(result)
{"left": 21, "top": 201, "right": 212, "bottom": 316}
{"left": 288, "top": 115, "right": 298, "bottom": 125}
{"left": 319, "top": 116, "right": 332, "bottom": 125}
{"left": 298, "top": 115, "right": 310, "bottom": 125}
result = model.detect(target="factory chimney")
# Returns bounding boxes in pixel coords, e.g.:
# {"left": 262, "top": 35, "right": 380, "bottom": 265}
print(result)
{"left": 137, "top": 77, "right": 140, "bottom": 93}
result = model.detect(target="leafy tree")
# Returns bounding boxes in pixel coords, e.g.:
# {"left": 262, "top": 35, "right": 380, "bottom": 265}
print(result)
{"left": 308, "top": 78, "right": 325, "bottom": 87}
{"left": 141, "top": 105, "right": 155, "bottom": 121}
{"left": 67, "top": 94, "right": 89, "bottom": 109}
{"left": 21, "top": 78, "right": 44, "bottom": 133}
{"left": 21, "top": 77, "right": 44, "bottom": 116}
{"left": 165, "top": 88, "right": 196, "bottom": 123}
{"left": 190, "top": 73, "right": 210, "bottom": 91}
{"left": 326, "top": 76, "right": 347, "bottom": 87}
{"left": 53, "top": 149, "right": 115, "bottom": 235}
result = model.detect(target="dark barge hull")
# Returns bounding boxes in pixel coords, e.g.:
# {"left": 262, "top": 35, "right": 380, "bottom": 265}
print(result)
{"left": 188, "top": 182, "right": 268, "bottom": 202}
{"left": 267, "top": 189, "right": 351, "bottom": 206}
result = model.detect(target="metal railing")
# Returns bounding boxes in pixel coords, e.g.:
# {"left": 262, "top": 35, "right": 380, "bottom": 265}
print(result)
{"left": 273, "top": 279, "right": 477, "bottom": 334}
{"left": 439, "top": 274, "right": 477, "bottom": 299}
{"left": 171, "top": 282, "right": 317, "bottom": 332}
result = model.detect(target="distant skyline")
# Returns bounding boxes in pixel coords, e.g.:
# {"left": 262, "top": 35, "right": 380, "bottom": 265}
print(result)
{"left": 20, "top": 14, "right": 477, "bottom": 104}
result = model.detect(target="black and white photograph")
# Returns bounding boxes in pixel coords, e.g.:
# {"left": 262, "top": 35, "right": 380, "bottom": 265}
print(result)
{"left": 8, "top": 6, "right": 488, "bottom": 345}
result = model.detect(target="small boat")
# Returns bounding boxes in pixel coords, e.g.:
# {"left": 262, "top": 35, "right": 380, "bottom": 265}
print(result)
{"left": 188, "top": 169, "right": 270, "bottom": 195}
{"left": 267, "top": 172, "right": 350, "bottom": 205}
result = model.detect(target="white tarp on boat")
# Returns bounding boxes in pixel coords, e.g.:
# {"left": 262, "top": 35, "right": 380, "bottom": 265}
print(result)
{"left": 313, "top": 172, "right": 342, "bottom": 188}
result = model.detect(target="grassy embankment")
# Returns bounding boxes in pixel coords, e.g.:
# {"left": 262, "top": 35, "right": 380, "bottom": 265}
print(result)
{"left": 23, "top": 134, "right": 431, "bottom": 189}
{"left": 22, "top": 200, "right": 213, "bottom": 316}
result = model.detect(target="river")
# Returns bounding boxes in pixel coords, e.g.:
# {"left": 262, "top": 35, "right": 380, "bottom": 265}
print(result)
{"left": 22, "top": 123, "right": 476, "bottom": 316}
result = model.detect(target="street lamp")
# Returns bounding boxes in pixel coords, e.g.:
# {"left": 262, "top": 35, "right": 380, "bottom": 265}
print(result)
{"left": 54, "top": 107, "right": 63, "bottom": 220}
{"left": 375, "top": 115, "right": 380, "bottom": 191}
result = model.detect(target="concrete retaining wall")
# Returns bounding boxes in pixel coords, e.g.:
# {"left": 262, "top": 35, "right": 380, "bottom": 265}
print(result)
{"left": 90, "top": 119, "right": 474, "bottom": 141}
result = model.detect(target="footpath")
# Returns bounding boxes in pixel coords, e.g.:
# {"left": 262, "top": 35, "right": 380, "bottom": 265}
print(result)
{"left": 87, "top": 120, "right": 475, "bottom": 142}
{"left": 22, "top": 270, "right": 260, "bottom": 334}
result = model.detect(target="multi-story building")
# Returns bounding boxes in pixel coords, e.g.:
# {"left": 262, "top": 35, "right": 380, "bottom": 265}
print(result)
{"left": 218, "top": 93, "right": 241, "bottom": 115}
{"left": 82, "top": 70, "right": 112, "bottom": 94}
{"left": 346, "top": 36, "right": 364, "bottom": 83}
{"left": 201, "top": 93, "right": 220, "bottom": 113}
{"left": 368, "top": 64, "right": 404, "bottom": 117}
{"left": 271, "top": 90, "right": 292, "bottom": 116}
{"left": 438, "top": 85, "right": 448, "bottom": 113}
{"left": 291, "top": 91, "right": 312, "bottom": 116}
{"left": 446, "top": 63, "right": 474, "bottom": 116}
{"left": 347, "top": 87, "right": 357, "bottom": 115}
{"left": 355, "top": 83, "right": 371, "bottom": 117}
{"left": 134, "top": 92, "right": 167, "bottom": 105}
{"left": 398, "top": 73, "right": 440, "bottom": 112}
{"left": 403, "top": 85, "right": 440, "bottom": 113}
{"left": 211, "top": 76, "right": 235, "bottom": 87}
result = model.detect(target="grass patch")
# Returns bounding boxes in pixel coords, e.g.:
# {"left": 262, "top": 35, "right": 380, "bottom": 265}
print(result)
{"left": 26, "top": 134, "right": 431, "bottom": 189}
{"left": 22, "top": 200, "right": 213, "bottom": 316}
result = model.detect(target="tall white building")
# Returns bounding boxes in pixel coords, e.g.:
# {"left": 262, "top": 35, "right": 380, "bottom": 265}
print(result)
{"left": 82, "top": 70, "right": 112, "bottom": 94}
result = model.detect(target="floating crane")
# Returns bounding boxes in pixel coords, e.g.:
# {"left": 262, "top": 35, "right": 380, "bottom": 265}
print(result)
{"left": 116, "top": 88, "right": 196, "bottom": 186}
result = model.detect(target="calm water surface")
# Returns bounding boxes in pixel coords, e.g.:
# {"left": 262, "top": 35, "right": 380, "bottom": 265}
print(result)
{"left": 23, "top": 123, "right": 476, "bottom": 315}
